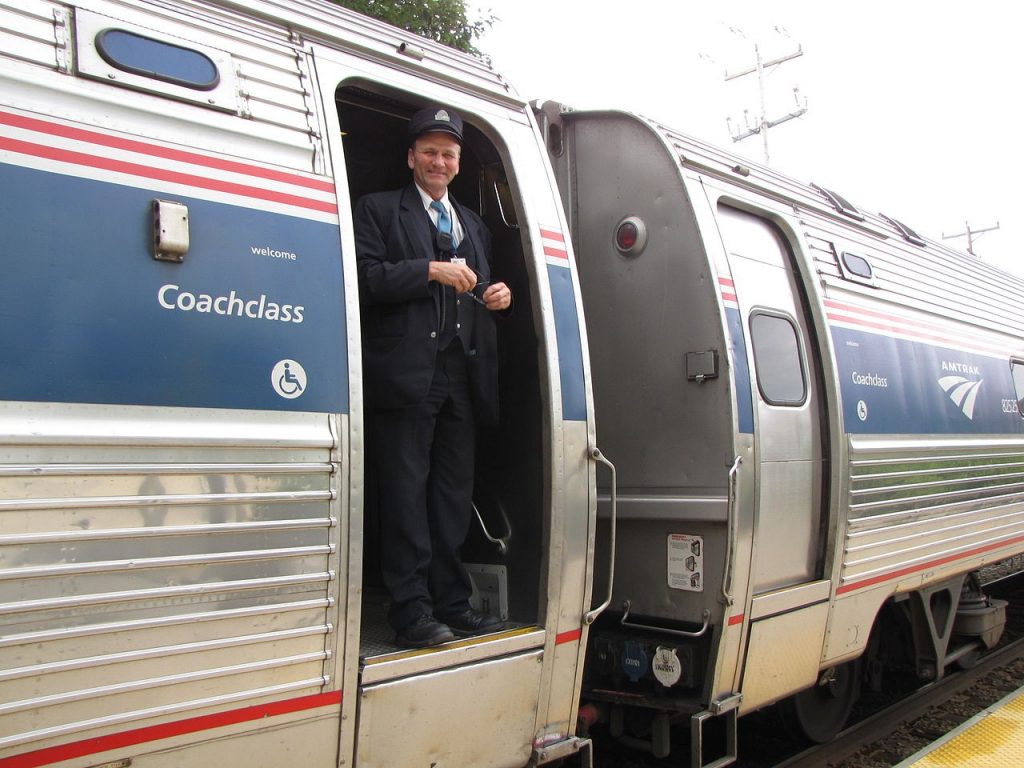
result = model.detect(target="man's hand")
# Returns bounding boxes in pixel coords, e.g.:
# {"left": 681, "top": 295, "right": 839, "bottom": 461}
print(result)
{"left": 482, "top": 282, "right": 512, "bottom": 312}
{"left": 428, "top": 261, "right": 477, "bottom": 294}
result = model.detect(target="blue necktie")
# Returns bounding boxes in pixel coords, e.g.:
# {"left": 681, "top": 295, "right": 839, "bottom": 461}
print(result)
{"left": 430, "top": 200, "right": 457, "bottom": 246}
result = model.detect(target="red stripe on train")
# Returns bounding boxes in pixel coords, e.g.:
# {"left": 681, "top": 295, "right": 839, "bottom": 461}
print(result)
{"left": 826, "top": 310, "right": 1005, "bottom": 356}
{"left": 0, "top": 691, "right": 342, "bottom": 768}
{"left": 556, "top": 628, "right": 583, "bottom": 645}
{"left": 825, "top": 299, "right": 962, "bottom": 334}
{"left": 0, "top": 109, "right": 335, "bottom": 193}
{"left": 824, "top": 298, "right": 1011, "bottom": 356}
{"left": 838, "top": 533, "right": 1024, "bottom": 595}
{"left": 0, "top": 136, "right": 337, "bottom": 214}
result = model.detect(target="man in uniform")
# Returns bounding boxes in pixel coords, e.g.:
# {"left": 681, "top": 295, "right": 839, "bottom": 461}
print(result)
{"left": 354, "top": 106, "right": 512, "bottom": 648}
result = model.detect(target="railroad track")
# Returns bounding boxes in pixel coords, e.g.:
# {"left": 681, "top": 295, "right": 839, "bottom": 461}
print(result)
{"left": 775, "top": 634, "right": 1024, "bottom": 767}
{"left": 776, "top": 570, "right": 1024, "bottom": 767}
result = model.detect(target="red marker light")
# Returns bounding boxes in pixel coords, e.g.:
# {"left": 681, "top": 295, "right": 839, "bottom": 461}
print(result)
{"left": 614, "top": 215, "right": 647, "bottom": 255}
{"left": 616, "top": 221, "right": 639, "bottom": 251}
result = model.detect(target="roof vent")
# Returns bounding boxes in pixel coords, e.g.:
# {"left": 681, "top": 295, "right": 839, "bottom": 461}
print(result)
{"left": 811, "top": 183, "right": 864, "bottom": 221}
{"left": 879, "top": 213, "right": 926, "bottom": 246}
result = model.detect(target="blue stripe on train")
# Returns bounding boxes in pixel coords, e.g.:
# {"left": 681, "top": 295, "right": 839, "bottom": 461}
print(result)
{"left": 832, "top": 326, "right": 1023, "bottom": 435}
{"left": 726, "top": 308, "right": 755, "bottom": 434}
{"left": 0, "top": 162, "right": 348, "bottom": 413}
{"left": 547, "top": 264, "right": 587, "bottom": 422}
{"left": 727, "top": 309, "right": 1021, "bottom": 436}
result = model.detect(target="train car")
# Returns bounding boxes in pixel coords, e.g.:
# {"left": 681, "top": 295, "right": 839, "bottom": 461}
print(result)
{"left": 0, "top": 2, "right": 604, "bottom": 766}
{"left": 536, "top": 102, "right": 1024, "bottom": 767}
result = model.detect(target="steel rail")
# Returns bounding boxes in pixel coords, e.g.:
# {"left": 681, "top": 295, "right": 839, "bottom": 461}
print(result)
{"left": 777, "top": 583, "right": 1024, "bottom": 767}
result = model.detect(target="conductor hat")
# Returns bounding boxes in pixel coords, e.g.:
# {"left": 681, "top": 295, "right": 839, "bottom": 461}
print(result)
{"left": 409, "top": 106, "right": 464, "bottom": 143}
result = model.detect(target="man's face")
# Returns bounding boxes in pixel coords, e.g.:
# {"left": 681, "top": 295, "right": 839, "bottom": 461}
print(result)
{"left": 408, "top": 132, "right": 461, "bottom": 200}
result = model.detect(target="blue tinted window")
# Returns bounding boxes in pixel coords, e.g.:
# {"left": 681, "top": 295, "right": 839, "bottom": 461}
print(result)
{"left": 96, "top": 29, "right": 219, "bottom": 90}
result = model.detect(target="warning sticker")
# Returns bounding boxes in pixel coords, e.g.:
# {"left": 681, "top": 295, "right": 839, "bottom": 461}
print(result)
{"left": 667, "top": 533, "right": 704, "bottom": 592}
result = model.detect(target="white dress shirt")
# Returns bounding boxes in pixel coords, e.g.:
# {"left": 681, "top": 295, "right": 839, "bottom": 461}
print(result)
{"left": 414, "top": 184, "right": 465, "bottom": 245}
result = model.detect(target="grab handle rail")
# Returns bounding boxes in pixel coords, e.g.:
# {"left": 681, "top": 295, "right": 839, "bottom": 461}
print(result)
{"left": 721, "top": 455, "right": 742, "bottom": 607}
{"left": 621, "top": 600, "right": 711, "bottom": 638}
{"left": 472, "top": 500, "right": 511, "bottom": 556}
{"left": 585, "top": 446, "right": 617, "bottom": 625}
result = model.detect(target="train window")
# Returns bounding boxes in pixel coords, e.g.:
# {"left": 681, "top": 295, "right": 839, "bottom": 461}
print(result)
{"left": 841, "top": 251, "right": 873, "bottom": 280}
{"left": 1011, "top": 361, "right": 1024, "bottom": 417}
{"left": 75, "top": 9, "right": 237, "bottom": 113}
{"left": 96, "top": 30, "right": 220, "bottom": 90}
{"left": 749, "top": 312, "right": 807, "bottom": 406}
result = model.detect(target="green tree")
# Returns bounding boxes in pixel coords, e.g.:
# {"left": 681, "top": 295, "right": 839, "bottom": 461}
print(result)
{"left": 333, "top": 1, "right": 495, "bottom": 60}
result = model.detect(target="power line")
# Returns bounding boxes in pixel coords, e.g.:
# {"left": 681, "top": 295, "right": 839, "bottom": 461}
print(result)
{"left": 725, "top": 43, "right": 808, "bottom": 164}
{"left": 942, "top": 220, "right": 1000, "bottom": 258}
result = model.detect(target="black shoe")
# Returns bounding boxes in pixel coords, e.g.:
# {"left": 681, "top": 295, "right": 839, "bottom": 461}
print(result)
{"left": 396, "top": 615, "right": 455, "bottom": 648}
{"left": 438, "top": 608, "right": 502, "bottom": 636}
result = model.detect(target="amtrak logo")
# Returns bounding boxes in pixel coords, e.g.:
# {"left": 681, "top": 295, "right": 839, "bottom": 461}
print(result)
{"left": 938, "top": 376, "right": 984, "bottom": 420}
{"left": 434, "top": 109, "right": 451, "bottom": 122}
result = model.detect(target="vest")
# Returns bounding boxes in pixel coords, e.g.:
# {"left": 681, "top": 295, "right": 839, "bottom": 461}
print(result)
{"left": 432, "top": 221, "right": 478, "bottom": 353}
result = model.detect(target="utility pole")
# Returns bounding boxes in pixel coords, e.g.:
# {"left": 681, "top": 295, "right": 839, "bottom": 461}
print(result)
{"left": 725, "top": 43, "right": 808, "bottom": 164}
{"left": 942, "top": 220, "right": 1000, "bottom": 258}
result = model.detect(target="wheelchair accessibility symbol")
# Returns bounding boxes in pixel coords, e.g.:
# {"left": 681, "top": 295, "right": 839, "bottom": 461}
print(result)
{"left": 857, "top": 399, "right": 868, "bottom": 421}
{"left": 271, "top": 359, "right": 307, "bottom": 399}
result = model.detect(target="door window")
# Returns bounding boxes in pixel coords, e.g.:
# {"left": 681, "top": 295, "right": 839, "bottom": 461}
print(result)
{"left": 749, "top": 311, "right": 807, "bottom": 406}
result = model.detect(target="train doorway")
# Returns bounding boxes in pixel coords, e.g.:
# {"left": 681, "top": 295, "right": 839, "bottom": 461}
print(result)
{"left": 716, "top": 203, "right": 833, "bottom": 712}
{"left": 717, "top": 204, "right": 829, "bottom": 593}
{"left": 326, "top": 75, "right": 553, "bottom": 766}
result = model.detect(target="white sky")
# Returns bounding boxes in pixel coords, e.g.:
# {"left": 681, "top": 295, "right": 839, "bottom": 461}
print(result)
{"left": 478, "top": 0, "right": 1021, "bottom": 276}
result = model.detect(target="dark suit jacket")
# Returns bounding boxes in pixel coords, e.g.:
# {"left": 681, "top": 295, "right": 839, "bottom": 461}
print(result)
{"left": 355, "top": 184, "right": 500, "bottom": 425}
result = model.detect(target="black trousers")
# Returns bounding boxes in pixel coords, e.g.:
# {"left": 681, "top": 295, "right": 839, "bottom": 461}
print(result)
{"left": 369, "top": 345, "right": 476, "bottom": 632}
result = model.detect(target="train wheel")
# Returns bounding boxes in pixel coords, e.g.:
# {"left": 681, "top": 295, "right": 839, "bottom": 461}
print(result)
{"left": 777, "top": 659, "right": 861, "bottom": 744}
{"left": 954, "top": 646, "right": 981, "bottom": 670}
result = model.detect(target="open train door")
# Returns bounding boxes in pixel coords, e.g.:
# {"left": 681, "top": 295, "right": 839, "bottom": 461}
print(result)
{"left": 307, "top": 36, "right": 596, "bottom": 768}
{"left": 713, "top": 203, "right": 838, "bottom": 721}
